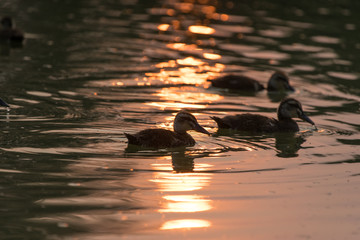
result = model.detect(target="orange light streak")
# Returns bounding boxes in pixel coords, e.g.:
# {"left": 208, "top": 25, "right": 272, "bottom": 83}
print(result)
{"left": 188, "top": 25, "right": 215, "bottom": 35}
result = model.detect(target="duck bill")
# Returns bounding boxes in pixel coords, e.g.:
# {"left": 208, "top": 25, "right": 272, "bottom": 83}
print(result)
{"left": 193, "top": 122, "right": 210, "bottom": 135}
{"left": 0, "top": 98, "right": 9, "bottom": 108}
{"left": 299, "top": 113, "right": 315, "bottom": 125}
{"left": 287, "top": 84, "right": 295, "bottom": 92}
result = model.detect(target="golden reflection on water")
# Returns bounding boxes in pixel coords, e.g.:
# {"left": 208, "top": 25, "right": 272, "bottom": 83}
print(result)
{"left": 158, "top": 23, "right": 170, "bottom": 31}
{"left": 145, "top": 60, "right": 224, "bottom": 86}
{"left": 203, "top": 52, "right": 221, "bottom": 60}
{"left": 160, "top": 219, "right": 211, "bottom": 230}
{"left": 159, "top": 195, "right": 212, "bottom": 213}
{"left": 188, "top": 25, "right": 215, "bottom": 35}
{"left": 150, "top": 159, "right": 213, "bottom": 231}
{"left": 147, "top": 86, "right": 222, "bottom": 110}
{"left": 157, "top": 87, "right": 222, "bottom": 103}
{"left": 144, "top": 3, "right": 229, "bottom": 229}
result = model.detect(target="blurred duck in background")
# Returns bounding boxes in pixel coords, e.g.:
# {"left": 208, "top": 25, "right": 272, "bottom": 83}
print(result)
{"left": 0, "top": 16, "right": 24, "bottom": 43}
{"left": 208, "top": 71, "right": 295, "bottom": 92}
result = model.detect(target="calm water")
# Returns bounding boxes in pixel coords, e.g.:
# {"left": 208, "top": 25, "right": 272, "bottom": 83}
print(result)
{"left": 0, "top": 0, "right": 359, "bottom": 239}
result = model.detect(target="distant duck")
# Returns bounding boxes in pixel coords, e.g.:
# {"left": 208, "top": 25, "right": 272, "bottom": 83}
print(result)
{"left": 208, "top": 71, "right": 295, "bottom": 92}
{"left": 211, "top": 98, "right": 315, "bottom": 132}
{"left": 125, "top": 111, "right": 210, "bottom": 148}
{"left": 0, "top": 98, "right": 9, "bottom": 108}
{"left": 0, "top": 17, "right": 24, "bottom": 42}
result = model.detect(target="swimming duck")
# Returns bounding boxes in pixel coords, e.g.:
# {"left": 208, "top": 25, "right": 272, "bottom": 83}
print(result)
{"left": 125, "top": 111, "right": 210, "bottom": 148}
{"left": 0, "top": 98, "right": 9, "bottom": 108}
{"left": 208, "top": 71, "right": 294, "bottom": 92}
{"left": 0, "top": 17, "right": 24, "bottom": 42}
{"left": 211, "top": 98, "right": 315, "bottom": 132}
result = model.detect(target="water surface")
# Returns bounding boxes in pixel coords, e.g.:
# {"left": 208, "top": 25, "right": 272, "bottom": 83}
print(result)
{"left": 0, "top": 0, "right": 359, "bottom": 239}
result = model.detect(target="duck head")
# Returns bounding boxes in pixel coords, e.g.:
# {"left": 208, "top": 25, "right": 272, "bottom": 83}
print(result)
{"left": 174, "top": 111, "right": 210, "bottom": 135}
{"left": 277, "top": 98, "right": 315, "bottom": 126}
{"left": 267, "top": 71, "right": 295, "bottom": 92}
{"left": 1, "top": 17, "right": 13, "bottom": 29}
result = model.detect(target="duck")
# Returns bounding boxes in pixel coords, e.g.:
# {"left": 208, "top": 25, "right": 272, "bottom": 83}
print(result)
{"left": 0, "top": 17, "right": 24, "bottom": 42}
{"left": 0, "top": 98, "right": 9, "bottom": 108}
{"left": 211, "top": 98, "right": 315, "bottom": 132}
{"left": 125, "top": 111, "right": 210, "bottom": 148}
{"left": 208, "top": 71, "right": 294, "bottom": 92}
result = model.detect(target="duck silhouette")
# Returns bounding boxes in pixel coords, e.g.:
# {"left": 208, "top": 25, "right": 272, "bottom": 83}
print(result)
{"left": 125, "top": 111, "right": 209, "bottom": 148}
{"left": 208, "top": 71, "right": 294, "bottom": 92}
{"left": 211, "top": 98, "right": 315, "bottom": 132}
{"left": 0, "top": 17, "right": 24, "bottom": 43}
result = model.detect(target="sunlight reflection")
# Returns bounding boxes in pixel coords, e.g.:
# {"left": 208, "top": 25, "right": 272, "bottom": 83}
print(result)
{"left": 160, "top": 219, "right": 211, "bottom": 230}
{"left": 147, "top": 102, "right": 205, "bottom": 110}
{"left": 157, "top": 87, "right": 222, "bottom": 103}
{"left": 158, "top": 23, "right": 170, "bottom": 31}
{"left": 166, "top": 43, "right": 198, "bottom": 51}
{"left": 151, "top": 159, "right": 213, "bottom": 231}
{"left": 146, "top": 87, "right": 222, "bottom": 110}
{"left": 151, "top": 172, "right": 211, "bottom": 192}
{"left": 177, "top": 57, "right": 204, "bottom": 66}
{"left": 159, "top": 195, "right": 212, "bottom": 213}
{"left": 203, "top": 52, "right": 221, "bottom": 60}
{"left": 188, "top": 25, "right": 215, "bottom": 35}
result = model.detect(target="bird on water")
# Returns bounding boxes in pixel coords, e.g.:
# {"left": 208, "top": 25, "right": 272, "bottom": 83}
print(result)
{"left": 211, "top": 98, "right": 315, "bottom": 132}
{"left": 208, "top": 71, "right": 295, "bottom": 92}
{"left": 0, "top": 98, "right": 9, "bottom": 108}
{"left": 0, "top": 16, "right": 24, "bottom": 42}
{"left": 125, "top": 111, "right": 210, "bottom": 148}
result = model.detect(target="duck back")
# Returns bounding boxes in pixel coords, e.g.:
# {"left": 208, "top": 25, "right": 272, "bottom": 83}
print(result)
{"left": 212, "top": 113, "right": 279, "bottom": 132}
{"left": 209, "top": 75, "right": 265, "bottom": 91}
{"left": 0, "top": 28, "right": 24, "bottom": 42}
{"left": 125, "top": 128, "right": 195, "bottom": 148}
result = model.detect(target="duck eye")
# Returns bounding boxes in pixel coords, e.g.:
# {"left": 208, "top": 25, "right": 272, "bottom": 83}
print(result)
{"left": 278, "top": 76, "right": 288, "bottom": 82}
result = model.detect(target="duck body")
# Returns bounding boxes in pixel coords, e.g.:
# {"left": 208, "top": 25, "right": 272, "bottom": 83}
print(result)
{"left": 211, "top": 98, "right": 315, "bottom": 132}
{"left": 211, "top": 114, "right": 298, "bottom": 132}
{"left": 125, "top": 111, "right": 209, "bottom": 149}
{"left": 208, "top": 75, "right": 265, "bottom": 91}
{"left": 208, "top": 71, "right": 294, "bottom": 92}
{"left": 125, "top": 129, "right": 196, "bottom": 148}
{"left": 0, "top": 17, "right": 24, "bottom": 42}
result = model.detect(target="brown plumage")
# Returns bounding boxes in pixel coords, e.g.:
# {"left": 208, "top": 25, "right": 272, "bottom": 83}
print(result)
{"left": 211, "top": 98, "right": 315, "bottom": 132}
{"left": 208, "top": 71, "right": 294, "bottom": 92}
{"left": 125, "top": 111, "right": 209, "bottom": 148}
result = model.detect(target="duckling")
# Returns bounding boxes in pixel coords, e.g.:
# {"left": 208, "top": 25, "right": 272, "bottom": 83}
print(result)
{"left": 208, "top": 71, "right": 294, "bottom": 92}
{"left": 211, "top": 98, "right": 315, "bottom": 132}
{"left": 0, "top": 17, "right": 24, "bottom": 42}
{"left": 125, "top": 111, "right": 209, "bottom": 148}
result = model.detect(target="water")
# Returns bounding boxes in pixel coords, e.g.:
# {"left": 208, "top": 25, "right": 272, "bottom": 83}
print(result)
{"left": 0, "top": 0, "right": 359, "bottom": 239}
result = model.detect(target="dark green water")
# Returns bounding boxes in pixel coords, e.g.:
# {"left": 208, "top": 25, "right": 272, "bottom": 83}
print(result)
{"left": 0, "top": 0, "right": 359, "bottom": 239}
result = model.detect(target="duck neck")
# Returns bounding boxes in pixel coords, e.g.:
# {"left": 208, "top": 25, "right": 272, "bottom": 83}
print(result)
{"left": 173, "top": 126, "right": 187, "bottom": 135}
{"left": 277, "top": 112, "right": 293, "bottom": 122}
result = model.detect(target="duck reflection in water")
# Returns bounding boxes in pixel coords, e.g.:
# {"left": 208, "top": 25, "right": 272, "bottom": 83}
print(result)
{"left": 171, "top": 151, "right": 195, "bottom": 173}
{"left": 211, "top": 98, "right": 316, "bottom": 133}
{"left": 274, "top": 132, "right": 306, "bottom": 158}
{"left": 125, "top": 111, "right": 210, "bottom": 149}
